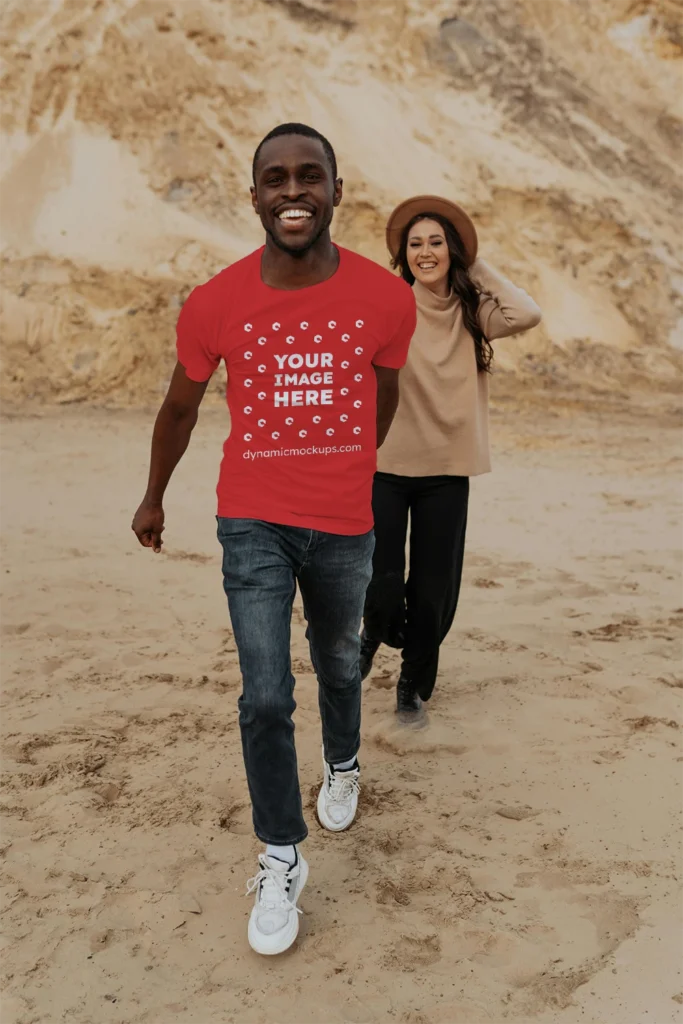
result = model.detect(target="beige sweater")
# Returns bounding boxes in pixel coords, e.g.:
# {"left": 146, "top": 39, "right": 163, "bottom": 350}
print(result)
{"left": 377, "top": 259, "right": 542, "bottom": 477}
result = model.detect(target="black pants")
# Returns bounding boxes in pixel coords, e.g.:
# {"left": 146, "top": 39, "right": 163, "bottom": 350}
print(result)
{"left": 363, "top": 473, "right": 469, "bottom": 701}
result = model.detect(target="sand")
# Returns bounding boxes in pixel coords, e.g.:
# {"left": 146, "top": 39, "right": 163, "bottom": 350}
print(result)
{"left": 1, "top": 401, "right": 681, "bottom": 1024}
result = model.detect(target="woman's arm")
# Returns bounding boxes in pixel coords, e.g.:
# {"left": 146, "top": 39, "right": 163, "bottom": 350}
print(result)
{"left": 470, "top": 259, "right": 542, "bottom": 340}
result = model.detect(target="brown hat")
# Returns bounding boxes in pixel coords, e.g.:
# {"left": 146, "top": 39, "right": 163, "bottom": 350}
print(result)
{"left": 385, "top": 195, "right": 478, "bottom": 266}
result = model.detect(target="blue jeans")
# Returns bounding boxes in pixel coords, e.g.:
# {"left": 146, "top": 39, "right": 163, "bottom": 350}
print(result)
{"left": 217, "top": 518, "right": 374, "bottom": 845}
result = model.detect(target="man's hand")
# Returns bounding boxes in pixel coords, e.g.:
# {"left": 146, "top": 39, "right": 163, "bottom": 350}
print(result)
{"left": 132, "top": 499, "right": 165, "bottom": 553}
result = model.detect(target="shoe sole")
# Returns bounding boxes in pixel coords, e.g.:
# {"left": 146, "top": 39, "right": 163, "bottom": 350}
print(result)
{"left": 247, "top": 858, "right": 309, "bottom": 956}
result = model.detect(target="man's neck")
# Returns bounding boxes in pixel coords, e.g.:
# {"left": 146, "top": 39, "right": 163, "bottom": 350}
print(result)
{"left": 260, "top": 233, "right": 339, "bottom": 291}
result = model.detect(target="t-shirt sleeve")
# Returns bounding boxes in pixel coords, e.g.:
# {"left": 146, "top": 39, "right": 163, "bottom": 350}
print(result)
{"left": 176, "top": 286, "right": 221, "bottom": 382}
{"left": 372, "top": 285, "right": 417, "bottom": 369}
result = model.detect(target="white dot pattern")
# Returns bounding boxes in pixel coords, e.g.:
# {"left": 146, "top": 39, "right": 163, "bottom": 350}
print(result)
{"left": 235, "top": 312, "right": 373, "bottom": 454}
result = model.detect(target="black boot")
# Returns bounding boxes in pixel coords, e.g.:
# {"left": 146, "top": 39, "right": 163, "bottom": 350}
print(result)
{"left": 396, "top": 675, "right": 424, "bottom": 723}
{"left": 359, "top": 631, "right": 380, "bottom": 681}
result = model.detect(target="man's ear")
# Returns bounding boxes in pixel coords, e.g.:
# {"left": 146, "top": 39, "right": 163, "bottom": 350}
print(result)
{"left": 333, "top": 177, "right": 343, "bottom": 208}
{"left": 250, "top": 184, "right": 259, "bottom": 215}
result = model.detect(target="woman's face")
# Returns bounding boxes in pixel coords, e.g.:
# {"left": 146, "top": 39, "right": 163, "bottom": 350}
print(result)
{"left": 405, "top": 218, "right": 450, "bottom": 293}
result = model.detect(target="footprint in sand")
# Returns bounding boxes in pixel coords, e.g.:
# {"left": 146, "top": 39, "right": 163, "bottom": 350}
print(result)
{"left": 658, "top": 673, "right": 683, "bottom": 689}
{"left": 369, "top": 671, "right": 395, "bottom": 690}
{"left": 1, "top": 622, "right": 31, "bottom": 637}
{"left": 376, "top": 877, "right": 412, "bottom": 906}
{"left": 495, "top": 805, "right": 539, "bottom": 821}
{"left": 382, "top": 930, "right": 442, "bottom": 971}
{"left": 601, "top": 492, "right": 651, "bottom": 510}
{"left": 162, "top": 550, "right": 213, "bottom": 565}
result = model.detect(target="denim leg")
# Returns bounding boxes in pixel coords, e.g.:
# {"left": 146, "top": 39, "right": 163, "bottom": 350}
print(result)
{"left": 217, "top": 518, "right": 308, "bottom": 846}
{"left": 299, "top": 530, "right": 374, "bottom": 765}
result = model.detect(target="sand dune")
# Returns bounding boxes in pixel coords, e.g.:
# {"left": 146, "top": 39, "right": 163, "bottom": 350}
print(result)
{"left": 1, "top": 0, "right": 681, "bottom": 405}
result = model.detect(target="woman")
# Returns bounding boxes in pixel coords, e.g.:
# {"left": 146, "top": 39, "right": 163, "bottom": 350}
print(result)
{"left": 362, "top": 195, "right": 542, "bottom": 721}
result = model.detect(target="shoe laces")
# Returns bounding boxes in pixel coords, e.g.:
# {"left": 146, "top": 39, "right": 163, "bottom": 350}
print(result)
{"left": 328, "top": 766, "right": 360, "bottom": 804}
{"left": 246, "top": 854, "right": 302, "bottom": 914}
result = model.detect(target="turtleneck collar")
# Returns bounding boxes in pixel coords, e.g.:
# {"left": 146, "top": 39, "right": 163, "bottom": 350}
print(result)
{"left": 412, "top": 277, "right": 457, "bottom": 313}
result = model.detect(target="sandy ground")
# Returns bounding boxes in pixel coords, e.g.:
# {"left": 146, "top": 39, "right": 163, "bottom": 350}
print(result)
{"left": 1, "top": 403, "right": 681, "bottom": 1024}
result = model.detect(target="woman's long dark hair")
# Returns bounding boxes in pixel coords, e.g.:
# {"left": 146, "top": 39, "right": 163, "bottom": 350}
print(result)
{"left": 393, "top": 212, "right": 493, "bottom": 373}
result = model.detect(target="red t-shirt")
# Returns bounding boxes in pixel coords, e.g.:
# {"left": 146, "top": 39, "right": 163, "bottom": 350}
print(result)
{"left": 176, "top": 245, "right": 416, "bottom": 535}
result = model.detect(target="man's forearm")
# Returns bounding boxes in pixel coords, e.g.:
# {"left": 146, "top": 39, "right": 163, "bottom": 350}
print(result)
{"left": 376, "top": 381, "right": 399, "bottom": 449}
{"left": 144, "top": 403, "right": 198, "bottom": 505}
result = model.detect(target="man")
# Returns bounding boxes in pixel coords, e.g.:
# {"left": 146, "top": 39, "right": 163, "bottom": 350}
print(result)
{"left": 132, "top": 123, "right": 416, "bottom": 955}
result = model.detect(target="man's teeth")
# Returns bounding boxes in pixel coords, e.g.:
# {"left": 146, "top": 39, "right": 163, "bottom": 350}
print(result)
{"left": 279, "top": 210, "right": 313, "bottom": 220}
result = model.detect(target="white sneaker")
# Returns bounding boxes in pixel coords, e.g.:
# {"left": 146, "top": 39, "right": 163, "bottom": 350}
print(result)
{"left": 317, "top": 755, "right": 360, "bottom": 832}
{"left": 246, "top": 851, "right": 309, "bottom": 955}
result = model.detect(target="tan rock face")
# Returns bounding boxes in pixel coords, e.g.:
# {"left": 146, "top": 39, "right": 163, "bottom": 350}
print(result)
{"left": 1, "top": 0, "right": 681, "bottom": 404}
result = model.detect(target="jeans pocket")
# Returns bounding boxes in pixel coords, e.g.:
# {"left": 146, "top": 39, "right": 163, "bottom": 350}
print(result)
{"left": 217, "top": 516, "right": 254, "bottom": 542}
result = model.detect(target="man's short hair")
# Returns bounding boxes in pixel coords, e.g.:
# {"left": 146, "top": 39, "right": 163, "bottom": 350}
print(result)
{"left": 252, "top": 123, "right": 338, "bottom": 183}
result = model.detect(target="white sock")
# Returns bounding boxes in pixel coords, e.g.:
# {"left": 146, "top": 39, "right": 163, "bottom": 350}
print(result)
{"left": 265, "top": 843, "right": 296, "bottom": 866}
{"left": 332, "top": 755, "right": 357, "bottom": 772}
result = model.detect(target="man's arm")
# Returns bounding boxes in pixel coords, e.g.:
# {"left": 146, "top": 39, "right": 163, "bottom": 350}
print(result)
{"left": 131, "top": 361, "right": 209, "bottom": 552}
{"left": 374, "top": 365, "right": 400, "bottom": 449}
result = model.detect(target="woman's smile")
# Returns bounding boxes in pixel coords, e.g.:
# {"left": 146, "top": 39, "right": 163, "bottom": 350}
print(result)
{"left": 406, "top": 218, "right": 452, "bottom": 295}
